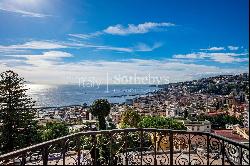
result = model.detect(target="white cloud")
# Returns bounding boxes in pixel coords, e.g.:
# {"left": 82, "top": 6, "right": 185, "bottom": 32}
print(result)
{"left": 5, "top": 51, "right": 73, "bottom": 67}
{"left": 0, "top": 55, "right": 248, "bottom": 84}
{"left": 104, "top": 22, "right": 175, "bottom": 35}
{"left": 0, "top": 40, "right": 161, "bottom": 54}
{"left": 210, "top": 54, "right": 248, "bottom": 63}
{"left": 68, "top": 32, "right": 103, "bottom": 39}
{"left": 0, "top": 48, "right": 29, "bottom": 54}
{"left": 92, "top": 42, "right": 162, "bottom": 52}
{"left": 18, "top": 41, "right": 67, "bottom": 49}
{"left": 69, "top": 22, "right": 175, "bottom": 39}
{"left": 174, "top": 53, "right": 203, "bottom": 59}
{"left": 0, "top": 41, "right": 68, "bottom": 53}
{"left": 133, "top": 42, "right": 162, "bottom": 52}
{"left": 173, "top": 52, "right": 249, "bottom": 63}
{"left": 90, "top": 45, "right": 133, "bottom": 52}
{"left": 200, "top": 47, "right": 225, "bottom": 51}
{"left": 78, "top": 42, "right": 162, "bottom": 52}
{"left": 0, "top": 2, "right": 50, "bottom": 18}
{"left": 228, "top": 45, "right": 239, "bottom": 51}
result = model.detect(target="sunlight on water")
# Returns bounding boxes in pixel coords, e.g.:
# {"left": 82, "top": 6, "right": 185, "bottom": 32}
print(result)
{"left": 24, "top": 84, "right": 159, "bottom": 107}
{"left": 25, "top": 84, "right": 56, "bottom": 94}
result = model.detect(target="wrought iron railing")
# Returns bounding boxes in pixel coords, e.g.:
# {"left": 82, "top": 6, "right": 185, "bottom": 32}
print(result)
{"left": 0, "top": 128, "right": 249, "bottom": 165}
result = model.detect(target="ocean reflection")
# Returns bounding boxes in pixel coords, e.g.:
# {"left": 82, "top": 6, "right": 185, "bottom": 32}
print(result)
{"left": 25, "top": 84, "right": 159, "bottom": 107}
{"left": 26, "top": 84, "right": 56, "bottom": 94}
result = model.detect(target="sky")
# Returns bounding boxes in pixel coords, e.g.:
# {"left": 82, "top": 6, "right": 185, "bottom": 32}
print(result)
{"left": 0, "top": 0, "right": 249, "bottom": 84}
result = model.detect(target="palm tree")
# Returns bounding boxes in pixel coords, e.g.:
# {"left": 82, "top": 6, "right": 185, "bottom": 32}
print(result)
{"left": 89, "top": 99, "right": 111, "bottom": 130}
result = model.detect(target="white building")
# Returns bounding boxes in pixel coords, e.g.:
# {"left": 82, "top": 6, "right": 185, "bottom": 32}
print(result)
{"left": 166, "top": 104, "right": 180, "bottom": 117}
{"left": 183, "top": 120, "right": 211, "bottom": 132}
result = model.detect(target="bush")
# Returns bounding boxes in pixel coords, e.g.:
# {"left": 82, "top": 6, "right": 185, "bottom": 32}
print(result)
{"left": 119, "top": 107, "right": 141, "bottom": 128}
{"left": 197, "top": 114, "right": 243, "bottom": 129}
{"left": 41, "top": 122, "right": 69, "bottom": 141}
{"left": 138, "top": 116, "right": 186, "bottom": 130}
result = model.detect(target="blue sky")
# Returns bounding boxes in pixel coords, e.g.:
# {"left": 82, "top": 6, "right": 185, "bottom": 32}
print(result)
{"left": 0, "top": 0, "right": 249, "bottom": 84}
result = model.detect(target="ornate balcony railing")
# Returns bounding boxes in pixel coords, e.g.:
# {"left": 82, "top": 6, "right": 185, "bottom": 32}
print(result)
{"left": 0, "top": 128, "right": 249, "bottom": 165}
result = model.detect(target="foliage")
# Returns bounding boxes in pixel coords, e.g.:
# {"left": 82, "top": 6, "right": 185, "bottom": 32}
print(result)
{"left": 105, "top": 116, "right": 116, "bottom": 130}
{"left": 119, "top": 107, "right": 141, "bottom": 128}
{"left": 41, "top": 122, "right": 69, "bottom": 141}
{"left": 183, "top": 109, "right": 188, "bottom": 119}
{"left": 89, "top": 99, "right": 111, "bottom": 130}
{"left": 197, "top": 113, "right": 243, "bottom": 129}
{"left": 0, "top": 70, "right": 39, "bottom": 154}
{"left": 138, "top": 116, "right": 186, "bottom": 130}
{"left": 107, "top": 121, "right": 117, "bottom": 130}
{"left": 88, "top": 99, "right": 111, "bottom": 163}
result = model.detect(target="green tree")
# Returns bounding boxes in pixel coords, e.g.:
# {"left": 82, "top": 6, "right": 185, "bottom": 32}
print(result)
{"left": 0, "top": 70, "right": 39, "bottom": 154}
{"left": 89, "top": 99, "right": 111, "bottom": 130}
{"left": 119, "top": 107, "right": 141, "bottom": 128}
{"left": 138, "top": 116, "right": 186, "bottom": 130}
{"left": 89, "top": 99, "right": 112, "bottom": 164}
{"left": 183, "top": 109, "right": 189, "bottom": 119}
{"left": 41, "top": 122, "right": 69, "bottom": 141}
{"left": 196, "top": 114, "right": 243, "bottom": 129}
{"left": 106, "top": 117, "right": 116, "bottom": 130}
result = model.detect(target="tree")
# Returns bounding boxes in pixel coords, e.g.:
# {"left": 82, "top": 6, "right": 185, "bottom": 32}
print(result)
{"left": 89, "top": 99, "right": 112, "bottom": 163}
{"left": 138, "top": 116, "right": 186, "bottom": 130}
{"left": 196, "top": 114, "right": 243, "bottom": 129}
{"left": 183, "top": 109, "right": 189, "bottom": 119}
{"left": 119, "top": 107, "right": 141, "bottom": 128}
{"left": 41, "top": 122, "right": 69, "bottom": 141}
{"left": 106, "top": 117, "right": 117, "bottom": 130}
{"left": 89, "top": 99, "right": 111, "bottom": 130}
{"left": 0, "top": 70, "right": 39, "bottom": 154}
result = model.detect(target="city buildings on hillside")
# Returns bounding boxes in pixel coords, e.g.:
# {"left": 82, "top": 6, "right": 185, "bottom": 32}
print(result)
{"left": 34, "top": 74, "right": 249, "bottom": 142}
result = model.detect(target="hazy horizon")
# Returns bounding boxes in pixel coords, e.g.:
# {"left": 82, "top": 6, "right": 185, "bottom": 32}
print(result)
{"left": 22, "top": 71, "right": 249, "bottom": 86}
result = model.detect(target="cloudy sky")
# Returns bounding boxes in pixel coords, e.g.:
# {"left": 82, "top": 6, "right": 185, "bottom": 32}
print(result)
{"left": 0, "top": 0, "right": 249, "bottom": 84}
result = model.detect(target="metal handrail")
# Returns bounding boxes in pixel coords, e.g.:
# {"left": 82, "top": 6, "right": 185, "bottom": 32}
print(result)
{"left": 0, "top": 128, "right": 249, "bottom": 165}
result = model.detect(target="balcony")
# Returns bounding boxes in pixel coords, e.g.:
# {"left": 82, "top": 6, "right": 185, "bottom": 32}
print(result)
{"left": 0, "top": 128, "right": 249, "bottom": 165}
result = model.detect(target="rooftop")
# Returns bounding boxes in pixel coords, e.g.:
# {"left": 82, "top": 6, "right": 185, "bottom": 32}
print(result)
{"left": 213, "top": 130, "right": 249, "bottom": 143}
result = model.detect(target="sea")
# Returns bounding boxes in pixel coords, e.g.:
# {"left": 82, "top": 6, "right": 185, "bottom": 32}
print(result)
{"left": 26, "top": 84, "right": 160, "bottom": 108}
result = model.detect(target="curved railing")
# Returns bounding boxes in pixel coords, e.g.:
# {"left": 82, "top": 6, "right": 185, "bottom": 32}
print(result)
{"left": 0, "top": 128, "right": 249, "bottom": 165}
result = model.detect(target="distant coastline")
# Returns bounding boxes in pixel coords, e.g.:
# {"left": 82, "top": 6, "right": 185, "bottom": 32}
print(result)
{"left": 27, "top": 84, "right": 160, "bottom": 107}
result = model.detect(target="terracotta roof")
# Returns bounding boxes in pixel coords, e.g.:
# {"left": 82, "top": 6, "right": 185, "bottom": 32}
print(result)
{"left": 207, "top": 112, "right": 225, "bottom": 116}
{"left": 213, "top": 130, "right": 249, "bottom": 142}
